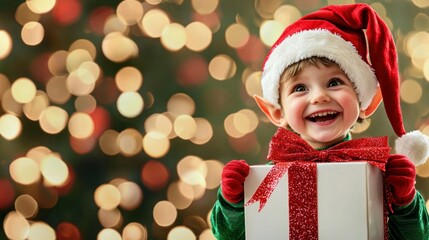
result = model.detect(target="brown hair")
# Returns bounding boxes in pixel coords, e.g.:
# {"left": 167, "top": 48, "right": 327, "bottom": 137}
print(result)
{"left": 280, "top": 57, "right": 338, "bottom": 83}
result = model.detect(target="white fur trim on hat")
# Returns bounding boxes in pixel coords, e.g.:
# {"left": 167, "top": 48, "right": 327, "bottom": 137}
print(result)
{"left": 395, "top": 130, "right": 429, "bottom": 166}
{"left": 261, "top": 29, "right": 377, "bottom": 110}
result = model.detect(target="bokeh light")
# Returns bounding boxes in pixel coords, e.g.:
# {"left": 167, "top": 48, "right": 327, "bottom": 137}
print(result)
{"left": 94, "top": 184, "right": 121, "bottom": 210}
{"left": 153, "top": 201, "right": 177, "bottom": 227}
{"left": 0, "top": 30, "right": 13, "bottom": 59}
{"left": 21, "top": 21, "right": 44, "bottom": 46}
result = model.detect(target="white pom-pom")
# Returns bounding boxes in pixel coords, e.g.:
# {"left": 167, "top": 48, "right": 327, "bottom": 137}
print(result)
{"left": 395, "top": 130, "right": 429, "bottom": 166}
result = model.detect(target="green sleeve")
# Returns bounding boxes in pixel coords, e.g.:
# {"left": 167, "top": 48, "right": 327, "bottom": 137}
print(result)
{"left": 388, "top": 191, "right": 429, "bottom": 239}
{"left": 210, "top": 187, "right": 245, "bottom": 240}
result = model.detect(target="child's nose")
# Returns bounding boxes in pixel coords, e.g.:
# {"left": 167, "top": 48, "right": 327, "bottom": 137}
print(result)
{"left": 310, "top": 89, "right": 331, "bottom": 104}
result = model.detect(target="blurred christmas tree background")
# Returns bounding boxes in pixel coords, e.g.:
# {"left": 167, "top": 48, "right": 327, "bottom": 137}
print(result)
{"left": 1, "top": 0, "right": 429, "bottom": 239}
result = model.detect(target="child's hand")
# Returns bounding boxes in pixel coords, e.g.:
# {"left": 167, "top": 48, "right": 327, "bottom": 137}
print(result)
{"left": 221, "top": 160, "right": 250, "bottom": 204}
{"left": 386, "top": 154, "right": 416, "bottom": 206}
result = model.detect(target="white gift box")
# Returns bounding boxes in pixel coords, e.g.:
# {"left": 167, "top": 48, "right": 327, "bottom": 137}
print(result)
{"left": 244, "top": 162, "right": 384, "bottom": 240}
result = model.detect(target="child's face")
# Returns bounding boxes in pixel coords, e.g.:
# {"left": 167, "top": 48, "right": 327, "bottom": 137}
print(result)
{"left": 278, "top": 63, "right": 363, "bottom": 149}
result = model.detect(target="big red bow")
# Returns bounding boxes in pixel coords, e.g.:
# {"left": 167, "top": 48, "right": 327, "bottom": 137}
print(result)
{"left": 269, "top": 128, "right": 390, "bottom": 168}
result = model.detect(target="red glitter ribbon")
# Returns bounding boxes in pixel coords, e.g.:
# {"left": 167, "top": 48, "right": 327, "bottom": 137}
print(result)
{"left": 245, "top": 128, "right": 391, "bottom": 239}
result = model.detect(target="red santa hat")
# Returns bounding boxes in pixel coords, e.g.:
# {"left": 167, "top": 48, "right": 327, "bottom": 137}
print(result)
{"left": 261, "top": 3, "right": 429, "bottom": 165}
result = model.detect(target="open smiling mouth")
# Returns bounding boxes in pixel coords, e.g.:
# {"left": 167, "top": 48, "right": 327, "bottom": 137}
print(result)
{"left": 306, "top": 111, "right": 339, "bottom": 123}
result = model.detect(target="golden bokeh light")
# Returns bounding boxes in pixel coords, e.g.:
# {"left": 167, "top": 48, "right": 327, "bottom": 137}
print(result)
{"left": 400, "top": 79, "right": 422, "bottom": 104}
{"left": 118, "top": 181, "right": 143, "bottom": 211}
{"left": 244, "top": 70, "right": 263, "bottom": 97}
{"left": 16, "top": 3, "right": 41, "bottom": 26}
{"left": 94, "top": 184, "right": 122, "bottom": 210}
{"left": 191, "top": 0, "right": 218, "bottom": 15}
{"left": 0, "top": 30, "right": 13, "bottom": 59}
{"left": 185, "top": 21, "right": 212, "bottom": 52}
{"left": 2, "top": 89, "right": 22, "bottom": 116}
{"left": 76, "top": 61, "right": 101, "bottom": 85}
{"left": 11, "top": 77, "right": 37, "bottom": 104}
{"left": 254, "top": 0, "right": 282, "bottom": 18}
{"left": 208, "top": 54, "right": 236, "bottom": 81}
{"left": 167, "top": 93, "right": 195, "bottom": 117}
{"left": 75, "top": 95, "right": 97, "bottom": 113}
{"left": 23, "top": 90, "right": 49, "bottom": 121}
{"left": 99, "top": 130, "right": 121, "bottom": 156}
{"left": 153, "top": 201, "right": 177, "bottom": 227}
{"left": 225, "top": 23, "right": 250, "bottom": 49}
{"left": 48, "top": 50, "right": 68, "bottom": 76}
{"left": 116, "top": 0, "right": 144, "bottom": 26}
{"left": 161, "top": 23, "right": 187, "bottom": 51}
{"left": 224, "top": 109, "right": 258, "bottom": 138}
{"left": 9, "top": 157, "right": 41, "bottom": 185}
{"left": 102, "top": 32, "right": 139, "bottom": 62}
{"left": 414, "top": 13, "right": 429, "bottom": 31}
{"left": 15, "top": 194, "right": 38, "bottom": 219}
{"left": 146, "top": 0, "right": 162, "bottom": 5}
{"left": 122, "top": 222, "right": 148, "bottom": 240}
{"left": 21, "top": 21, "right": 44, "bottom": 46}
{"left": 40, "top": 153, "right": 69, "bottom": 186}
{"left": 26, "top": 0, "right": 56, "bottom": 14}
{"left": 177, "top": 180, "right": 195, "bottom": 200}
{"left": 235, "top": 109, "right": 258, "bottom": 135}
{"left": 104, "top": 15, "right": 128, "bottom": 35}
{"left": 177, "top": 155, "right": 207, "bottom": 187}
{"left": 259, "top": 20, "right": 284, "bottom": 47}
{"left": 199, "top": 229, "right": 216, "bottom": 240}
{"left": 69, "top": 39, "right": 97, "bottom": 60}
{"left": 66, "top": 49, "right": 94, "bottom": 73}
{"left": 68, "top": 112, "right": 95, "bottom": 139}
{"left": 117, "top": 91, "right": 144, "bottom": 118}
{"left": 167, "top": 181, "right": 193, "bottom": 210}
{"left": 142, "top": 131, "right": 170, "bottom": 158}
{"left": 46, "top": 76, "right": 71, "bottom": 104}
{"left": 144, "top": 113, "right": 173, "bottom": 137}
{"left": 115, "top": 66, "right": 143, "bottom": 92}
{"left": 0, "top": 114, "right": 22, "bottom": 140}
{"left": 39, "top": 106, "right": 69, "bottom": 134}
{"left": 190, "top": 118, "right": 213, "bottom": 145}
{"left": 167, "top": 226, "right": 196, "bottom": 240}
{"left": 412, "top": 0, "right": 429, "bottom": 8}
{"left": 423, "top": 59, "right": 429, "bottom": 82}
{"left": 117, "top": 128, "right": 143, "bottom": 156}
{"left": 174, "top": 115, "right": 198, "bottom": 140}
{"left": 405, "top": 31, "right": 429, "bottom": 70}
{"left": 97, "top": 228, "right": 122, "bottom": 240}
{"left": 98, "top": 208, "right": 123, "bottom": 228}
{"left": 26, "top": 146, "right": 52, "bottom": 163}
{"left": 141, "top": 9, "right": 170, "bottom": 38}
{"left": 3, "top": 211, "right": 30, "bottom": 240}
{"left": 28, "top": 222, "right": 56, "bottom": 240}
{"left": 67, "top": 70, "right": 96, "bottom": 96}
{"left": 274, "top": 5, "right": 301, "bottom": 27}
{"left": 204, "top": 160, "right": 223, "bottom": 189}
{"left": 0, "top": 74, "right": 10, "bottom": 95}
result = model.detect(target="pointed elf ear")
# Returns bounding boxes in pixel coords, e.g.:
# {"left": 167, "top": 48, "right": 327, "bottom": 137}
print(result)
{"left": 361, "top": 86, "right": 383, "bottom": 118}
{"left": 253, "top": 95, "right": 287, "bottom": 127}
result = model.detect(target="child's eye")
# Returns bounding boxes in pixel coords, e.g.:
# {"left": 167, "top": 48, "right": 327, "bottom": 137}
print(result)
{"left": 292, "top": 84, "right": 307, "bottom": 92}
{"left": 327, "top": 78, "right": 343, "bottom": 87}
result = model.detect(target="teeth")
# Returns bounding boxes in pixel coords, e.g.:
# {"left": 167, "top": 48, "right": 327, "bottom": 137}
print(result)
{"left": 308, "top": 111, "right": 337, "bottom": 118}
